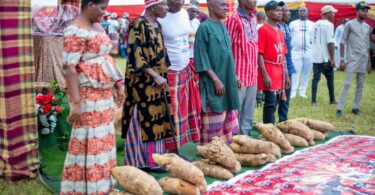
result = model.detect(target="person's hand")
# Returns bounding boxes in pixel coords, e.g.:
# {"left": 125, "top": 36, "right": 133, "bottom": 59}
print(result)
{"left": 67, "top": 102, "right": 81, "bottom": 125}
{"left": 154, "top": 75, "right": 167, "bottom": 89}
{"left": 237, "top": 79, "right": 243, "bottom": 90}
{"left": 114, "top": 84, "right": 125, "bottom": 107}
{"left": 263, "top": 74, "right": 272, "bottom": 88}
{"left": 285, "top": 76, "right": 291, "bottom": 89}
{"left": 329, "top": 58, "right": 336, "bottom": 68}
{"left": 214, "top": 79, "right": 225, "bottom": 96}
{"left": 339, "top": 60, "right": 346, "bottom": 71}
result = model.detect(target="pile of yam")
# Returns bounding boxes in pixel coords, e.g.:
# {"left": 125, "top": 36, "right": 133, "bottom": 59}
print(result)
{"left": 256, "top": 123, "right": 295, "bottom": 154}
{"left": 294, "top": 118, "right": 335, "bottom": 132}
{"left": 278, "top": 120, "right": 315, "bottom": 146}
{"left": 152, "top": 153, "right": 206, "bottom": 195}
{"left": 279, "top": 118, "right": 332, "bottom": 144}
{"left": 111, "top": 166, "right": 163, "bottom": 195}
{"left": 195, "top": 137, "right": 241, "bottom": 180}
{"left": 230, "top": 135, "right": 279, "bottom": 166}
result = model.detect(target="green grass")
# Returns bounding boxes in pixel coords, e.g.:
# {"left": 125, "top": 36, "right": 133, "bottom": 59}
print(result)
{"left": 0, "top": 179, "right": 52, "bottom": 195}
{"left": 1, "top": 59, "right": 374, "bottom": 194}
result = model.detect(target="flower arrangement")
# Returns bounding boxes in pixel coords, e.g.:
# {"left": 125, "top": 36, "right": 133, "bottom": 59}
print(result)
{"left": 36, "top": 93, "right": 62, "bottom": 135}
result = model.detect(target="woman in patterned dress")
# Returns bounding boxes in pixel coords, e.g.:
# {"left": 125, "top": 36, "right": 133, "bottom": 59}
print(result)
{"left": 60, "top": 0, "right": 124, "bottom": 194}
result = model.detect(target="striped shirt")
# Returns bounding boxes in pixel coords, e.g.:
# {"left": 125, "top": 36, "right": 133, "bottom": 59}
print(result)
{"left": 225, "top": 7, "right": 258, "bottom": 87}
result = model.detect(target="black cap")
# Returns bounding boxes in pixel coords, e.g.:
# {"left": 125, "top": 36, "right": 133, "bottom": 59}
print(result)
{"left": 264, "top": 0, "right": 285, "bottom": 11}
{"left": 356, "top": 1, "right": 370, "bottom": 10}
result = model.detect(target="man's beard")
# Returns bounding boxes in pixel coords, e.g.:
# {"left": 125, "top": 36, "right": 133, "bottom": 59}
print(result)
{"left": 359, "top": 15, "right": 367, "bottom": 20}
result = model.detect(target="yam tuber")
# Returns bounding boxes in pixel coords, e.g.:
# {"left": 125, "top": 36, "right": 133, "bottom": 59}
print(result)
{"left": 278, "top": 120, "right": 314, "bottom": 141}
{"left": 310, "top": 129, "right": 327, "bottom": 140}
{"left": 284, "top": 134, "right": 308, "bottom": 147}
{"left": 256, "top": 123, "right": 294, "bottom": 152}
{"left": 267, "top": 154, "right": 277, "bottom": 163}
{"left": 269, "top": 142, "right": 282, "bottom": 158}
{"left": 192, "top": 160, "right": 233, "bottom": 180}
{"left": 158, "top": 177, "right": 200, "bottom": 195}
{"left": 294, "top": 118, "right": 308, "bottom": 125}
{"left": 307, "top": 139, "right": 315, "bottom": 146}
{"left": 234, "top": 153, "right": 269, "bottom": 166}
{"left": 152, "top": 153, "right": 205, "bottom": 185}
{"left": 227, "top": 160, "right": 242, "bottom": 174}
{"left": 231, "top": 135, "right": 274, "bottom": 154}
{"left": 109, "top": 192, "right": 134, "bottom": 195}
{"left": 196, "top": 137, "right": 238, "bottom": 169}
{"left": 197, "top": 178, "right": 207, "bottom": 193}
{"left": 111, "top": 166, "right": 162, "bottom": 195}
{"left": 296, "top": 118, "right": 334, "bottom": 132}
{"left": 280, "top": 146, "right": 294, "bottom": 154}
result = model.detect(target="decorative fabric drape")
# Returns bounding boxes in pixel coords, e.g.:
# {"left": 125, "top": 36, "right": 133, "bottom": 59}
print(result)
{"left": 0, "top": 0, "right": 39, "bottom": 181}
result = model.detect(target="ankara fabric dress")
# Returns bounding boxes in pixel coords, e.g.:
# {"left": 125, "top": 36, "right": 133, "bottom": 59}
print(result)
{"left": 60, "top": 24, "right": 123, "bottom": 195}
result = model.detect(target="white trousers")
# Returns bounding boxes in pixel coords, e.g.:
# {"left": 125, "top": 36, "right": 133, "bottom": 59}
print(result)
{"left": 291, "top": 51, "right": 313, "bottom": 96}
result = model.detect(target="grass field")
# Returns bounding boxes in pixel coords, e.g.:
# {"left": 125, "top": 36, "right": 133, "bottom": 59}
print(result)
{"left": 1, "top": 57, "right": 374, "bottom": 194}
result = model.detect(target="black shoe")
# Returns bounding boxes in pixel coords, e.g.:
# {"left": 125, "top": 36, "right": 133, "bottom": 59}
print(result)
{"left": 351, "top": 109, "right": 361, "bottom": 115}
{"left": 336, "top": 110, "right": 343, "bottom": 118}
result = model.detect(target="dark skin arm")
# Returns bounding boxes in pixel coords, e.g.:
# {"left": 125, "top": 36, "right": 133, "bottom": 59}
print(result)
{"left": 64, "top": 65, "right": 81, "bottom": 125}
{"left": 113, "top": 82, "right": 125, "bottom": 107}
{"left": 328, "top": 42, "right": 335, "bottom": 68}
{"left": 143, "top": 68, "right": 167, "bottom": 89}
{"left": 205, "top": 69, "right": 225, "bottom": 96}
{"left": 258, "top": 54, "right": 272, "bottom": 88}
{"left": 339, "top": 43, "right": 346, "bottom": 70}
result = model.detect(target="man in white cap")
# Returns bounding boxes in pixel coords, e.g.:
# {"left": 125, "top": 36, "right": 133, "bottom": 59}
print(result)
{"left": 336, "top": 1, "right": 372, "bottom": 117}
{"left": 310, "top": 5, "right": 337, "bottom": 107}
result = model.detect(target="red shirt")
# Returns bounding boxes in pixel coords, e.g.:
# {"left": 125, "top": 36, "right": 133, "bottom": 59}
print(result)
{"left": 225, "top": 9, "right": 258, "bottom": 87}
{"left": 258, "top": 23, "right": 287, "bottom": 91}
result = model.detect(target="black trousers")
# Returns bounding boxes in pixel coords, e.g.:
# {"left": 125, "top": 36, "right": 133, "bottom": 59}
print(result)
{"left": 277, "top": 75, "right": 292, "bottom": 122}
{"left": 312, "top": 62, "right": 335, "bottom": 103}
{"left": 263, "top": 91, "right": 277, "bottom": 124}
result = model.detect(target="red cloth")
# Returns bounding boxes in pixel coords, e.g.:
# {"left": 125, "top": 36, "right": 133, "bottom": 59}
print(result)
{"left": 258, "top": 23, "right": 287, "bottom": 91}
{"left": 305, "top": 2, "right": 375, "bottom": 27}
{"left": 225, "top": 10, "right": 258, "bottom": 87}
{"left": 204, "top": 136, "right": 375, "bottom": 194}
{"left": 164, "top": 66, "right": 200, "bottom": 150}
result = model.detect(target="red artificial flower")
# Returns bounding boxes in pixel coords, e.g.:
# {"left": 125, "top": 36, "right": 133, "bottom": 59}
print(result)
{"left": 43, "top": 94, "right": 53, "bottom": 104}
{"left": 36, "top": 95, "right": 44, "bottom": 105}
{"left": 42, "top": 104, "right": 53, "bottom": 114}
{"left": 52, "top": 98, "right": 58, "bottom": 103}
{"left": 55, "top": 105, "right": 62, "bottom": 114}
